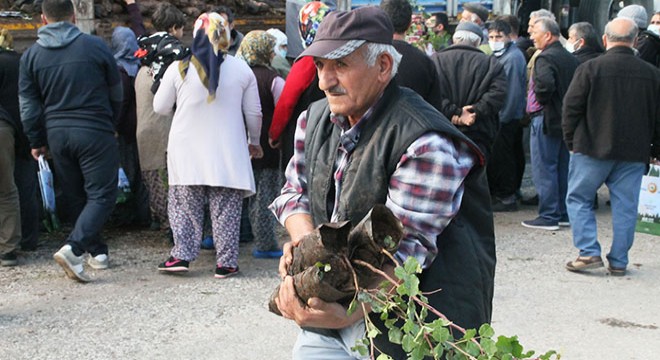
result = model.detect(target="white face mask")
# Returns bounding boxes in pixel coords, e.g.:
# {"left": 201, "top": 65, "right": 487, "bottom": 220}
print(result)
{"left": 648, "top": 24, "right": 660, "bottom": 36}
{"left": 489, "top": 41, "right": 505, "bottom": 52}
{"left": 564, "top": 40, "right": 579, "bottom": 53}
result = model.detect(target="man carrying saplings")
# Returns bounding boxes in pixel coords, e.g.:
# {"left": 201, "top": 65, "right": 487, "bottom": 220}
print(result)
{"left": 269, "top": 6, "right": 496, "bottom": 359}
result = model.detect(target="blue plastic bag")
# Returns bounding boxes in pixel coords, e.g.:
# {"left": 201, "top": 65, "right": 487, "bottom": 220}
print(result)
{"left": 37, "top": 155, "right": 60, "bottom": 232}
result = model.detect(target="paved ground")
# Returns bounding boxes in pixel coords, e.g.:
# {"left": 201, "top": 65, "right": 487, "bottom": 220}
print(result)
{"left": 1, "top": 195, "right": 659, "bottom": 359}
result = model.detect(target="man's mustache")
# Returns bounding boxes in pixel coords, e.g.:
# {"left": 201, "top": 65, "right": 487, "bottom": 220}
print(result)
{"left": 326, "top": 86, "right": 347, "bottom": 95}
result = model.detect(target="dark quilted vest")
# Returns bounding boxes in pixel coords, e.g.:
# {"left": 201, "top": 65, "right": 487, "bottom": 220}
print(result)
{"left": 304, "top": 83, "right": 496, "bottom": 356}
{"left": 251, "top": 65, "right": 279, "bottom": 169}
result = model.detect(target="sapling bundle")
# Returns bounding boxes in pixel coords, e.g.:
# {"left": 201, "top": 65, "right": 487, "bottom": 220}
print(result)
{"left": 269, "top": 205, "right": 404, "bottom": 315}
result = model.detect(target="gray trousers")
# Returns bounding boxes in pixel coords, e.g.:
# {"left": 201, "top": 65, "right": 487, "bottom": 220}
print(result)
{"left": 0, "top": 121, "right": 21, "bottom": 255}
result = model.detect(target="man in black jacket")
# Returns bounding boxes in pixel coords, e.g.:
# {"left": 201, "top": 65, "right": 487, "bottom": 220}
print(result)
{"left": 522, "top": 17, "right": 578, "bottom": 231}
{"left": 20, "top": 0, "right": 122, "bottom": 282}
{"left": 431, "top": 21, "right": 507, "bottom": 159}
{"left": 380, "top": 0, "right": 443, "bottom": 111}
{"left": 563, "top": 18, "right": 660, "bottom": 276}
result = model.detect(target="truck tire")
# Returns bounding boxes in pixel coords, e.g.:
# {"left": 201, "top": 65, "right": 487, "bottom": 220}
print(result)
{"left": 577, "top": 0, "right": 654, "bottom": 35}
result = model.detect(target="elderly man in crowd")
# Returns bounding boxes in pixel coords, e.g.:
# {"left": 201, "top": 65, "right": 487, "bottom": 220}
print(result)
{"left": 521, "top": 17, "right": 578, "bottom": 231}
{"left": 461, "top": 2, "right": 492, "bottom": 53}
{"left": 430, "top": 21, "right": 506, "bottom": 160}
{"left": 563, "top": 17, "right": 660, "bottom": 276}
{"left": 270, "top": 6, "right": 495, "bottom": 359}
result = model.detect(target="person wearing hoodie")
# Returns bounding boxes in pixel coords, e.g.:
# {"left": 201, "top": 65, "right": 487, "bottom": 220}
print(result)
{"left": 19, "top": 0, "right": 122, "bottom": 282}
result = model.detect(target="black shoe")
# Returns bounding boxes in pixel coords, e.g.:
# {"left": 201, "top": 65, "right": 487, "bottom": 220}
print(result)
{"left": 0, "top": 251, "right": 18, "bottom": 267}
{"left": 492, "top": 200, "right": 518, "bottom": 212}
{"left": 215, "top": 265, "right": 239, "bottom": 279}
{"left": 521, "top": 195, "right": 539, "bottom": 206}
{"left": 158, "top": 256, "right": 189, "bottom": 272}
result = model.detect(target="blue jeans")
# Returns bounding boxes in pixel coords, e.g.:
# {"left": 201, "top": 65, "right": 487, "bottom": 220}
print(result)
{"left": 566, "top": 153, "right": 645, "bottom": 268}
{"left": 530, "top": 115, "right": 569, "bottom": 222}
{"left": 48, "top": 128, "right": 118, "bottom": 256}
{"left": 293, "top": 322, "right": 367, "bottom": 360}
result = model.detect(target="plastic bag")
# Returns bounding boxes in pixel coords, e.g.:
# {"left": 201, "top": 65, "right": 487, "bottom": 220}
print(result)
{"left": 37, "top": 155, "right": 60, "bottom": 232}
{"left": 116, "top": 167, "right": 132, "bottom": 204}
{"left": 636, "top": 164, "right": 660, "bottom": 236}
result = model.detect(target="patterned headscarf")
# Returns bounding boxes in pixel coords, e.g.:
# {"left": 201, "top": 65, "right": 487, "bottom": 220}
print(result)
{"left": 0, "top": 28, "right": 13, "bottom": 51}
{"left": 236, "top": 30, "right": 276, "bottom": 68}
{"left": 111, "top": 26, "right": 140, "bottom": 77}
{"left": 298, "top": 1, "right": 332, "bottom": 49}
{"left": 182, "top": 12, "right": 230, "bottom": 102}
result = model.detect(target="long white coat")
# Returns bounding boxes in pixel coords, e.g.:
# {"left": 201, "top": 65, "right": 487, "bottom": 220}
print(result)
{"left": 153, "top": 55, "right": 261, "bottom": 197}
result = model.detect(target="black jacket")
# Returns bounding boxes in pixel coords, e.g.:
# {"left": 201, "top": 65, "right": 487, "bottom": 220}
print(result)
{"left": 533, "top": 41, "right": 579, "bottom": 137}
{"left": 637, "top": 31, "right": 660, "bottom": 68}
{"left": 0, "top": 48, "right": 29, "bottom": 157}
{"left": 431, "top": 45, "right": 507, "bottom": 158}
{"left": 392, "top": 39, "right": 442, "bottom": 111}
{"left": 563, "top": 46, "right": 660, "bottom": 163}
{"left": 573, "top": 46, "right": 603, "bottom": 64}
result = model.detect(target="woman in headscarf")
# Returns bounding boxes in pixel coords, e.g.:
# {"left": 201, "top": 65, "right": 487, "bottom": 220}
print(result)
{"left": 266, "top": 28, "right": 290, "bottom": 79}
{"left": 153, "top": 12, "right": 263, "bottom": 278}
{"left": 110, "top": 26, "right": 150, "bottom": 227}
{"left": 269, "top": 1, "right": 331, "bottom": 170}
{"left": 236, "top": 31, "right": 286, "bottom": 259}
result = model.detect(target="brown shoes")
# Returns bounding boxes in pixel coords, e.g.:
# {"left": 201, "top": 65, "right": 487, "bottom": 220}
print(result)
{"left": 607, "top": 265, "right": 626, "bottom": 277}
{"left": 565, "top": 256, "right": 604, "bottom": 272}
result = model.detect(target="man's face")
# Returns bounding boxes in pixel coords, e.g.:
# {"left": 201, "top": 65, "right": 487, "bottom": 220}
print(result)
{"left": 314, "top": 46, "right": 389, "bottom": 123}
{"left": 488, "top": 30, "right": 510, "bottom": 44}
{"left": 531, "top": 22, "right": 550, "bottom": 49}
{"left": 651, "top": 14, "right": 660, "bottom": 26}
{"left": 527, "top": 16, "right": 537, "bottom": 35}
{"left": 219, "top": 13, "right": 235, "bottom": 30}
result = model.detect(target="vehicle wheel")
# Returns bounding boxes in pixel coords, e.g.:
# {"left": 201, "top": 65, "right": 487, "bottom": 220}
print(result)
{"left": 577, "top": 0, "right": 654, "bottom": 35}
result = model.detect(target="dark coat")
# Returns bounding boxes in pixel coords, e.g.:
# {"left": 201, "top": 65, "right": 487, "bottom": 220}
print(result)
{"left": 0, "top": 49, "right": 29, "bottom": 157}
{"left": 533, "top": 41, "right": 579, "bottom": 137}
{"left": 573, "top": 46, "right": 603, "bottom": 64}
{"left": 431, "top": 44, "right": 507, "bottom": 158}
{"left": 392, "top": 39, "right": 442, "bottom": 111}
{"left": 637, "top": 31, "right": 660, "bottom": 68}
{"left": 563, "top": 46, "right": 660, "bottom": 163}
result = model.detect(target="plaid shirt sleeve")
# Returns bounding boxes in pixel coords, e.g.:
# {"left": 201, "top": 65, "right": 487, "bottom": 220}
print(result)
{"left": 269, "top": 111, "right": 311, "bottom": 224}
{"left": 386, "top": 133, "right": 475, "bottom": 269}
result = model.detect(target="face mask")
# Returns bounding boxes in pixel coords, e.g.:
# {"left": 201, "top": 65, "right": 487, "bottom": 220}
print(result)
{"left": 489, "top": 41, "right": 505, "bottom": 55}
{"left": 564, "top": 40, "right": 580, "bottom": 53}
{"left": 648, "top": 24, "right": 660, "bottom": 36}
{"left": 275, "top": 47, "right": 287, "bottom": 59}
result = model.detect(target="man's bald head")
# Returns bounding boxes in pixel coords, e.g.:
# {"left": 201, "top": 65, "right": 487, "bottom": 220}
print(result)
{"left": 604, "top": 18, "right": 638, "bottom": 49}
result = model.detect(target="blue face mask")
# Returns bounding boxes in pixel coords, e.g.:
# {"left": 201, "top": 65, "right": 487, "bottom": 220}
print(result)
{"left": 275, "top": 46, "right": 287, "bottom": 59}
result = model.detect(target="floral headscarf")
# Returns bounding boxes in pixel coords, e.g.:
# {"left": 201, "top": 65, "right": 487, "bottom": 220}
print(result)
{"left": 298, "top": 1, "right": 331, "bottom": 49}
{"left": 0, "top": 28, "right": 13, "bottom": 51}
{"left": 111, "top": 26, "right": 140, "bottom": 77}
{"left": 181, "top": 12, "right": 230, "bottom": 102}
{"left": 236, "top": 30, "right": 276, "bottom": 68}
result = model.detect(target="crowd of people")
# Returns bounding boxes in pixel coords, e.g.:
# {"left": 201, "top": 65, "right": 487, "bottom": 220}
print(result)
{"left": 1, "top": 0, "right": 659, "bottom": 357}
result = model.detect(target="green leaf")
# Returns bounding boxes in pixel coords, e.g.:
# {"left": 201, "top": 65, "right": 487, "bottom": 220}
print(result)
{"left": 404, "top": 257, "right": 422, "bottom": 274}
{"left": 376, "top": 354, "right": 394, "bottom": 360}
{"left": 351, "top": 343, "right": 368, "bottom": 356}
{"left": 479, "top": 338, "right": 497, "bottom": 357}
{"left": 324, "top": 263, "right": 332, "bottom": 272}
{"left": 430, "top": 325, "right": 450, "bottom": 343}
{"left": 464, "top": 340, "right": 481, "bottom": 356}
{"left": 383, "top": 235, "right": 396, "bottom": 250}
{"left": 394, "top": 266, "right": 407, "bottom": 280}
{"left": 433, "top": 344, "right": 445, "bottom": 359}
{"left": 388, "top": 327, "right": 403, "bottom": 344}
{"left": 347, "top": 299, "right": 358, "bottom": 316}
{"left": 462, "top": 328, "right": 477, "bottom": 341}
{"left": 402, "top": 334, "right": 416, "bottom": 353}
{"left": 367, "top": 326, "right": 381, "bottom": 339}
{"left": 411, "top": 343, "right": 430, "bottom": 360}
{"left": 478, "top": 323, "right": 495, "bottom": 338}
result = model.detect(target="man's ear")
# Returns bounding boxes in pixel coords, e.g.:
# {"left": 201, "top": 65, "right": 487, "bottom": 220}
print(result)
{"left": 602, "top": 34, "right": 608, "bottom": 49}
{"left": 41, "top": 14, "right": 48, "bottom": 25}
{"left": 377, "top": 52, "right": 394, "bottom": 82}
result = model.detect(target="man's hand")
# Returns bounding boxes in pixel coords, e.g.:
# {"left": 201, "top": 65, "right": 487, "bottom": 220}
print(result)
{"left": 248, "top": 144, "right": 264, "bottom": 159}
{"left": 455, "top": 105, "right": 476, "bottom": 126}
{"left": 279, "top": 214, "right": 314, "bottom": 278}
{"left": 268, "top": 137, "right": 281, "bottom": 149}
{"left": 275, "top": 276, "right": 363, "bottom": 328}
{"left": 31, "top": 146, "right": 48, "bottom": 161}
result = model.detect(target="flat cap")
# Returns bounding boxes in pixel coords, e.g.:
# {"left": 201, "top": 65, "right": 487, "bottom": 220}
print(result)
{"left": 463, "top": 2, "right": 489, "bottom": 23}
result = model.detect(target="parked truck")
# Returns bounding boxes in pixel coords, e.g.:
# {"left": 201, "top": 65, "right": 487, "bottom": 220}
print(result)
{"left": 286, "top": 0, "right": 658, "bottom": 57}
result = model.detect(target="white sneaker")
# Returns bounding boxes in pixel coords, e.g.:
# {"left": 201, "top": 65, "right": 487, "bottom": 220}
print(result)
{"left": 53, "top": 245, "right": 91, "bottom": 282}
{"left": 88, "top": 254, "right": 109, "bottom": 270}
